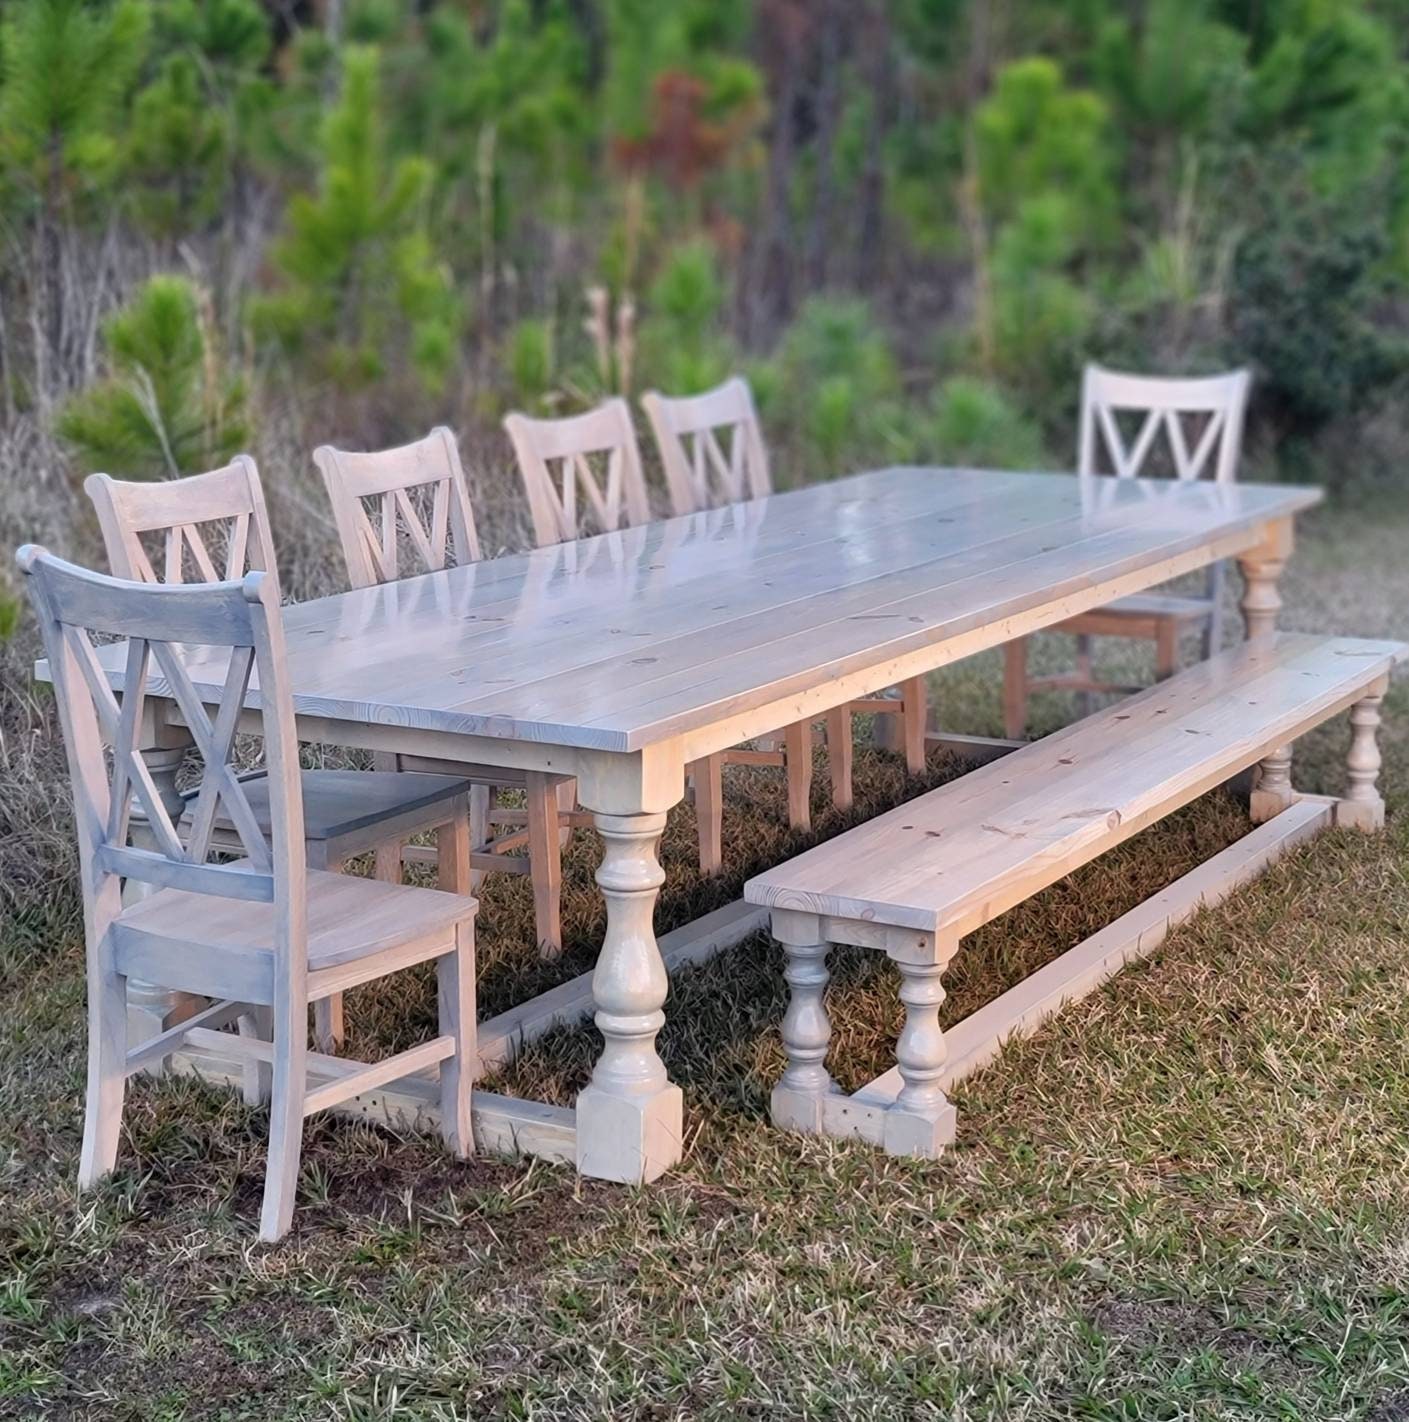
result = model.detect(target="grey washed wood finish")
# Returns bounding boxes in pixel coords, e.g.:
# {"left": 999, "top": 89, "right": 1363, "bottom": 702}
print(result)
{"left": 748, "top": 632, "right": 1403, "bottom": 1161}
{"left": 57, "top": 465, "right": 1322, "bottom": 1186}
{"left": 85, "top": 460, "right": 474, "bottom": 1048}
{"left": 82, "top": 469, "right": 1319, "bottom": 754}
{"left": 314, "top": 428, "right": 574, "bottom": 957}
{"left": 19, "top": 548, "right": 479, "bottom": 1241}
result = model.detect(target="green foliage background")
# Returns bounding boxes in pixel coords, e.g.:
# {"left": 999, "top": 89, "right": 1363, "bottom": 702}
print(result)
{"left": 1, "top": 0, "right": 1407, "bottom": 489}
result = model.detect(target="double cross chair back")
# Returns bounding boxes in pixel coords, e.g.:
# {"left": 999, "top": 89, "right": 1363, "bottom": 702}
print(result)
{"left": 506, "top": 379, "right": 929, "bottom": 875}
{"left": 85, "top": 460, "right": 473, "bottom": 1053}
{"left": 1004, "top": 365, "right": 1253, "bottom": 737}
{"left": 20, "top": 546, "right": 479, "bottom": 1242}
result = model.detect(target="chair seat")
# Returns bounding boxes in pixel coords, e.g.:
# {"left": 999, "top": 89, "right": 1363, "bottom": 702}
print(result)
{"left": 112, "top": 868, "right": 476, "bottom": 1002}
{"left": 183, "top": 768, "right": 469, "bottom": 843}
{"left": 1060, "top": 592, "right": 1213, "bottom": 630}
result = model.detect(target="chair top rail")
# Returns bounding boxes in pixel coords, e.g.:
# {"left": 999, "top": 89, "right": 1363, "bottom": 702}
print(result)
{"left": 315, "top": 427, "right": 482, "bottom": 588}
{"left": 85, "top": 455, "right": 277, "bottom": 587}
{"left": 641, "top": 375, "right": 771, "bottom": 517}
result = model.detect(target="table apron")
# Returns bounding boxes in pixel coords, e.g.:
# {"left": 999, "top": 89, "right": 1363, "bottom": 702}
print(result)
{"left": 151, "top": 516, "right": 1273, "bottom": 781}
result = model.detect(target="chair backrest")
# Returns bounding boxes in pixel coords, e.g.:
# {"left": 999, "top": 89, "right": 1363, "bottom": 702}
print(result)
{"left": 18, "top": 547, "right": 306, "bottom": 976}
{"left": 85, "top": 456, "right": 278, "bottom": 589}
{"left": 1078, "top": 365, "right": 1251, "bottom": 484}
{"left": 640, "top": 376, "right": 772, "bottom": 517}
{"left": 314, "top": 427, "right": 483, "bottom": 589}
{"left": 503, "top": 398, "right": 652, "bottom": 547}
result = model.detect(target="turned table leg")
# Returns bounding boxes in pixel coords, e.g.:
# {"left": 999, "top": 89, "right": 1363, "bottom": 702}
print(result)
{"left": 1338, "top": 679, "right": 1387, "bottom": 831}
{"left": 770, "top": 915, "right": 838, "bottom": 1133}
{"left": 574, "top": 808, "right": 683, "bottom": 1182}
{"left": 1237, "top": 518, "right": 1293, "bottom": 641}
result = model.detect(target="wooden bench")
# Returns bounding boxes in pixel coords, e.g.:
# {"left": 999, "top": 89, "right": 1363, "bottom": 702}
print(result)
{"left": 744, "top": 632, "right": 1404, "bottom": 1160}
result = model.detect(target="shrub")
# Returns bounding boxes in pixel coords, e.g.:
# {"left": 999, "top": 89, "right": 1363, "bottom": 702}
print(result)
{"left": 925, "top": 377, "right": 1047, "bottom": 469}
{"left": 249, "top": 45, "right": 459, "bottom": 397}
{"left": 56, "top": 275, "right": 247, "bottom": 478}
{"left": 761, "top": 296, "right": 909, "bottom": 474}
{"left": 638, "top": 240, "right": 731, "bottom": 395}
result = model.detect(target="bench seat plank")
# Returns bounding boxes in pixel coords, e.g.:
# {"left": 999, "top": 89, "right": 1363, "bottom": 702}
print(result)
{"left": 746, "top": 633, "right": 1403, "bottom": 940}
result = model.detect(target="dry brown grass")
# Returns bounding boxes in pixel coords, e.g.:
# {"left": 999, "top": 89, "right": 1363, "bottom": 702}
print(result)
{"left": 1, "top": 432, "right": 1407, "bottom": 1419}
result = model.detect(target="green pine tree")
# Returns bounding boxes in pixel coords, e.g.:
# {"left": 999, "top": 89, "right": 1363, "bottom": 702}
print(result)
{"left": 57, "top": 275, "right": 248, "bottom": 479}
{"left": 250, "top": 45, "right": 459, "bottom": 396}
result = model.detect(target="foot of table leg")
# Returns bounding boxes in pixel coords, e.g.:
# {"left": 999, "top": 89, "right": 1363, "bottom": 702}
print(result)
{"left": 575, "top": 810, "right": 683, "bottom": 1183}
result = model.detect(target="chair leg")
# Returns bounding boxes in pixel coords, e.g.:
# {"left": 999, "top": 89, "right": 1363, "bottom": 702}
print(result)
{"left": 784, "top": 719, "right": 813, "bottom": 833}
{"left": 438, "top": 920, "right": 477, "bottom": 1158}
{"left": 239, "top": 1006, "right": 273, "bottom": 1105}
{"left": 1154, "top": 617, "right": 1180, "bottom": 681}
{"left": 556, "top": 777, "right": 577, "bottom": 850}
{"left": 78, "top": 961, "right": 127, "bottom": 1190}
{"left": 259, "top": 996, "right": 308, "bottom": 1243}
{"left": 437, "top": 807, "right": 472, "bottom": 895}
{"left": 691, "top": 754, "right": 724, "bottom": 876}
{"left": 825, "top": 706, "right": 853, "bottom": 812}
{"left": 468, "top": 784, "right": 493, "bottom": 892}
{"left": 525, "top": 770, "right": 563, "bottom": 958}
{"left": 1003, "top": 638, "right": 1029, "bottom": 741}
{"left": 311, "top": 849, "right": 346, "bottom": 1053}
{"left": 901, "top": 676, "right": 927, "bottom": 775}
{"left": 1075, "top": 633, "right": 1095, "bottom": 717}
{"left": 373, "top": 839, "right": 404, "bottom": 885}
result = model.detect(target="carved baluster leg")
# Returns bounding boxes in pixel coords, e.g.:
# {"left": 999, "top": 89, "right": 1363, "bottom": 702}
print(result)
{"left": 1338, "top": 681, "right": 1387, "bottom": 831}
{"left": 1238, "top": 518, "right": 1293, "bottom": 641}
{"left": 882, "top": 954, "right": 957, "bottom": 1158}
{"left": 126, "top": 736, "right": 204, "bottom": 1072}
{"left": 575, "top": 809, "right": 683, "bottom": 1182}
{"left": 1249, "top": 744, "right": 1296, "bottom": 823}
{"left": 770, "top": 913, "right": 838, "bottom": 1132}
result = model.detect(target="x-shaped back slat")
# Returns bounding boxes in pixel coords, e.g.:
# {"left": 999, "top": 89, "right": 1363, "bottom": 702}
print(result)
{"left": 1079, "top": 366, "right": 1250, "bottom": 486}
{"left": 641, "top": 378, "right": 772, "bottom": 518}
{"left": 505, "top": 399, "right": 651, "bottom": 548}
{"left": 316, "top": 428, "right": 482, "bottom": 589}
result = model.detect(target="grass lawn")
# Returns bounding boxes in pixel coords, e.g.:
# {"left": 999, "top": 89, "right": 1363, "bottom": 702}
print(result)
{"left": 1, "top": 495, "right": 1407, "bottom": 1420}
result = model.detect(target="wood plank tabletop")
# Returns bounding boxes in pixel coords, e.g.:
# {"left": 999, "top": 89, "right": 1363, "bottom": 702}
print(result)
{"left": 86, "top": 467, "right": 1322, "bottom": 753}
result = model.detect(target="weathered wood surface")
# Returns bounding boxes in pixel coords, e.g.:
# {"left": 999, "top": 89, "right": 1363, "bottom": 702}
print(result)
{"left": 76, "top": 468, "right": 1319, "bottom": 757}
{"left": 746, "top": 634, "right": 1404, "bottom": 939}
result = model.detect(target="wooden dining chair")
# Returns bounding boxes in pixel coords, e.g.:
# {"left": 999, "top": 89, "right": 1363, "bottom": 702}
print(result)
{"left": 503, "top": 397, "right": 652, "bottom": 546}
{"left": 640, "top": 376, "right": 926, "bottom": 869}
{"left": 19, "top": 546, "right": 478, "bottom": 1242}
{"left": 314, "top": 428, "right": 584, "bottom": 959}
{"left": 1002, "top": 365, "right": 1252, "bottom": 738}
{"left": 85, "top": 459, "right": 472, "bottom": 1051}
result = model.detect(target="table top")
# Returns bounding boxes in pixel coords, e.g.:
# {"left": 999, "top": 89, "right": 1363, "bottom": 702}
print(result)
{"left": 89, "top": 467, "right": 1323, "bottom": 754}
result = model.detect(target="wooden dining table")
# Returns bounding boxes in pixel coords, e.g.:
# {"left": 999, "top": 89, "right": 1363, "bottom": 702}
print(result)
{"left": 93, "top": 465, "right": 1321, "bottom": 1184}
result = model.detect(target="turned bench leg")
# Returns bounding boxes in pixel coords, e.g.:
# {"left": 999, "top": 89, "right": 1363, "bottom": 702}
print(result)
{"left": 1249, "top": 744, "right": 1295, "bottom": 824}
{"left": 771, "top": 920, "right": 838, "bottom": 1132}
{"left": 882, "top": 956, "right": 957, "bottom": 1157}
{"left": 1338, "top": 680, "right": 1387, "bottom": 831}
